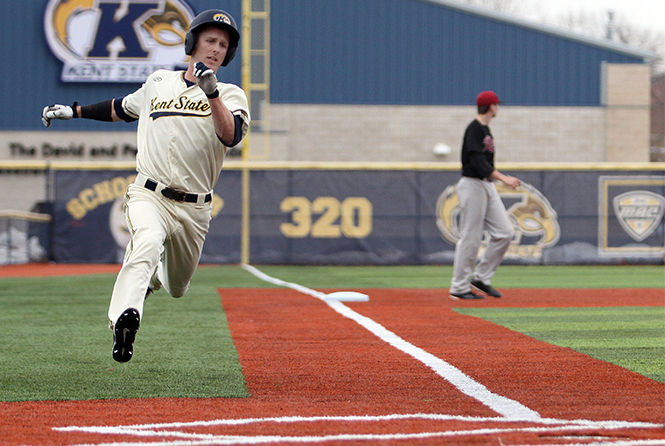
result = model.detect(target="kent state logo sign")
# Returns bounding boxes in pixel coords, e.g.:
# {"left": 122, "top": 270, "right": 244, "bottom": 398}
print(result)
{"left": 44, "top": 0, "right": 195, "bottom": 82}
{"left": 435, "top": 181, "right": 560, "bottom": 259}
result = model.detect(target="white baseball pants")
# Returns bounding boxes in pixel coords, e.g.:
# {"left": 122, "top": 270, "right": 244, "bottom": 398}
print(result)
{"left": 108, "top": 183, "right": 212, "bottom": 324}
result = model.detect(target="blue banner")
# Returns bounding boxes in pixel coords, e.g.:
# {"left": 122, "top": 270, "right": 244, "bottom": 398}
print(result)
{"left": 51, "top": 167, "right": 665, "bottom": 264}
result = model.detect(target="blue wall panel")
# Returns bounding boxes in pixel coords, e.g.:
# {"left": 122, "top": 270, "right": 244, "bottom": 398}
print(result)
{"left": 270, "top": 0, "right": 642, "bottom": 106}
{"left": 1, "top": 0, "right": 646, "bottom": 131}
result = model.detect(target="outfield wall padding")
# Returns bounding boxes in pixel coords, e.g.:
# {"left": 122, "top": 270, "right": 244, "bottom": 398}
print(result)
{"left": 48, "top": 165, "right": 664, "bottom": 265}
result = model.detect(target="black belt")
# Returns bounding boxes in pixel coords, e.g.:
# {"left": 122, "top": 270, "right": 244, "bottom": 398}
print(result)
{"left": 144, "top": 179, "right": 212, "bottom": 203}
{"left": 463, "top": 175, "right": 492, "bottom": 182}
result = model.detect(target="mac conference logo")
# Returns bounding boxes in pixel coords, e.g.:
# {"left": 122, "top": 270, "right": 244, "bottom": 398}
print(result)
{"left": 598, "top": 175, "right": 665, "bottom": 257}
{"left": 435, "top": 181, "right": 560, "bottom": 259}
{"left": 44, "top": 0, "right": 195, "bottom": 82}
{"left": 613, "top": 191, "right": 665, "bottom": 242}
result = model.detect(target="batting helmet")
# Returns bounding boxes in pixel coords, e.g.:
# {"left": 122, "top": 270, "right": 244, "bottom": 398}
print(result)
{"left": 185, "top": 9, "right": 240, "bottom": 66}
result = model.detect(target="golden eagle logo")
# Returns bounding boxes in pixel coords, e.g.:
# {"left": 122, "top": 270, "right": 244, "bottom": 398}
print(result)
{"left": 435, "top": 181, "right": 560, "bottom": 259}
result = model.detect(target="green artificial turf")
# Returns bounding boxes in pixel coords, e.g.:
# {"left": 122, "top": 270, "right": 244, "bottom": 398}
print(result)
{"left": 0, "top": 273, "right": 248, "bottom": 401}
{"left": 454, "top": 306, "right": 665, "bottom": 382}
{"left": 1, "top": 264, "right": 662, "bottom": 401}
{"left": 243, "top": 264, "right": 665, "bottom": 289}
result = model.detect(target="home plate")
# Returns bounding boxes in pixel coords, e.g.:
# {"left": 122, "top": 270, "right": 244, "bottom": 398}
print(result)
{"left": 325, "top": 291, "right": 370, "bottom": 302}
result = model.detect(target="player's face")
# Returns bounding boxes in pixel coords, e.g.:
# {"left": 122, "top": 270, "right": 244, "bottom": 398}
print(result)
{"left": 193, "top": 27, "right": 230, "bottom": 71}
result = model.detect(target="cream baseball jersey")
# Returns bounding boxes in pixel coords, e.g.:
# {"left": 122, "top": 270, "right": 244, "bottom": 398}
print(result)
{"left": 118, "top": 69, "right": 250, "bottom": 193}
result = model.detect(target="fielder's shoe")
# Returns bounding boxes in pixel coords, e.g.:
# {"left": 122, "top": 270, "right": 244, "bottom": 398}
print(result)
{"left": 449, "top": 290, "right": 484, "bottom": 300}
{"left": 112, "top": 308, "right": 140, "bottom": 363}
{"left": 471, "top": 280, "right": 502, "bottom": 298}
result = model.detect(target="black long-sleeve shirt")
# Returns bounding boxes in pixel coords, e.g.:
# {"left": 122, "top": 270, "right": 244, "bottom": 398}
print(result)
{"left": 460, "top": 119, "right": 495, "bottom": 179}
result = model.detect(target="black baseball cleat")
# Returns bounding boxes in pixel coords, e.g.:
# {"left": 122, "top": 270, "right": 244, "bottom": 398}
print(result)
{"left": 449, "top": 291, "right": 484, "bottom": 300}
{"left": 112, "top": 308, "right": 140, "bottom": 363}
{"left": 471, "top": 280, "right": 502, "bottom": 298}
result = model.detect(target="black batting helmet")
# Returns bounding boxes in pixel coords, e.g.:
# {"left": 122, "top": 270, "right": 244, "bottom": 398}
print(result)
{"left": 185, "top": 9, "right": 240, "bottom": 66}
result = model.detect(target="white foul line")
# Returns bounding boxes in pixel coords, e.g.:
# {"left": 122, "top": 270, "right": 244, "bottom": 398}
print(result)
{"left": 56, "top": 413, "right": 661, "bottom": 430}
{"left": 240, "top": 264, "right": 541, "bottom": 421}
{"left": 54, "top": 426, "right": 665, "bottom": 446}
{"left": 54, "top": 413, "right": 664, "bottom": 446}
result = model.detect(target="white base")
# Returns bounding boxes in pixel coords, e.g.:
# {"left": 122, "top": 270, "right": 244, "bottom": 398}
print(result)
{"left": 324, "top": 291, "right": 370, "bottom": 302}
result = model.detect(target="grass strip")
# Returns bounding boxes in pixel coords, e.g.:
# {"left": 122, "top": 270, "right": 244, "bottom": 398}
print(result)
{"left": 0, "top": 274, "right": 248, "bottom": 401}
{"left": 454, "top": 306, "right": 665, "bottom": 383}
{"left": 237, "top": 265, "right": 665, "bottom": 289}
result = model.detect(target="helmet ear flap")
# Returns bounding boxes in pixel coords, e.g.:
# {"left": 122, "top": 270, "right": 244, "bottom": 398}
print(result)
{"left": 184, "top": 30, "right": 195, "bottom": 55}
{"left": 222, "top": 46, "right": 237, "bottom": 66}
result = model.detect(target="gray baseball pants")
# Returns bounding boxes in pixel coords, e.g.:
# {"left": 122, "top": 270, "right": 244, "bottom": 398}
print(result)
{"left": 450, "top": 176, "right": 514, "bottom": 294}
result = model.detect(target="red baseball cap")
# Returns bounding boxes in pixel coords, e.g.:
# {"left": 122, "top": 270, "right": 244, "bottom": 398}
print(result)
{"left": 476, "top": 90, "right": 500, "bottom": 106}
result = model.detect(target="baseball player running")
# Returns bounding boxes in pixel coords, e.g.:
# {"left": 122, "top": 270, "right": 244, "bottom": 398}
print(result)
{"left": 449, "top": 91, "right": 520, "bottom": 300}
{"left": 41, "top": 9, "right": 250, "bottom": 362}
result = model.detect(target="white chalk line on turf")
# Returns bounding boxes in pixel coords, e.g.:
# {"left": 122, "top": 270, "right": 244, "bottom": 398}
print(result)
{"left": 241, "top": 264, "right": 542, "bottom": 421}
{"left": 54, "top": 415, "right": 665, "bottom": 446}
{"left": 55, "top": 413, "right": 662, "bottom": 431}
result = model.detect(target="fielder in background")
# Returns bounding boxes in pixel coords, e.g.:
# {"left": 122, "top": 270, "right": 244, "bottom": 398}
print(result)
{"left": 449, "top": 91, "right": 520, "bottom": 300}
{"left": 41, "top": 9, "right": 250, "bottom": 362}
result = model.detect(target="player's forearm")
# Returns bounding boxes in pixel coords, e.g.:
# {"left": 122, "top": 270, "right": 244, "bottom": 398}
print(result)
{"left": 208, "top": 97, "right": 236, "bottom": 146}
{"left": 73, "top": 99, "right": 122, "bottom": 122}
{"left": 490, "top": 170, "right": 521, "bottom": 188}
{"left": 42, "top": 99, "right": 123, "bottom": 127}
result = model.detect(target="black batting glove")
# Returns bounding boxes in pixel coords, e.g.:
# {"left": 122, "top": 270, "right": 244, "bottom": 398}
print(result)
{"left": 194, "top": 62, "right": 219, "bottom": 99}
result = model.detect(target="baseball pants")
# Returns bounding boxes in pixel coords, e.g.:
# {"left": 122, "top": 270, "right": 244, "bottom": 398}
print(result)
{"left": 108, "top": 183, "right": 212, "bottom": 324}
{"left": 450, "top": 176, "right": 514, "bottom": 294}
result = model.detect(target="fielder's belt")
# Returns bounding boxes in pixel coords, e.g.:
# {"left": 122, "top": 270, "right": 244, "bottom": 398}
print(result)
{"left": 135, "top": 173, "right": 212, "bottom": 205}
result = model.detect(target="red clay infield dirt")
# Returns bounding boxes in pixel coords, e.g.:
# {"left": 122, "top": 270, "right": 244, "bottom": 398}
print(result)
{"left": 0, "top": 264, "right": 663, "bottom": 445}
